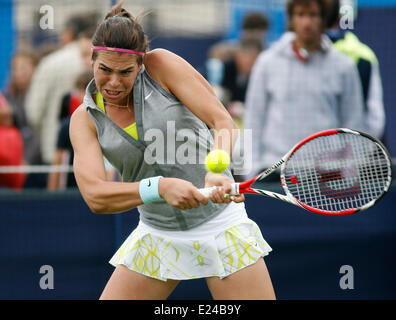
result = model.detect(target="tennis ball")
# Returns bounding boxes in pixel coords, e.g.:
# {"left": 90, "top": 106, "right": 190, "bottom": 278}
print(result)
{"left": 205, "top": 149, "right": 230, "bottom": 173}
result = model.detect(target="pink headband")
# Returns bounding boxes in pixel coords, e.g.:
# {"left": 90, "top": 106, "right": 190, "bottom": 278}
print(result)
{"left": 92, "top": 46, "right": 144, "bottom": 57}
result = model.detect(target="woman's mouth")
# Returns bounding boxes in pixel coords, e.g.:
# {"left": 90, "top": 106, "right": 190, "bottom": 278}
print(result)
{"left": 104, "top": 89, "right": 122, "bottom": 98}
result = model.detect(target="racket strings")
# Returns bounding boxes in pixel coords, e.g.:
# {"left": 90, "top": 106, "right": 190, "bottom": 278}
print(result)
{"left": 284, "top": 133, "right": 391, "bottom": 213}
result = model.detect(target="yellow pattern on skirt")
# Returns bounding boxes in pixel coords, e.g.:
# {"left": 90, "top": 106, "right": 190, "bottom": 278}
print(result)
{"left": 109, "top": 218, "right": 272, "bottom": 281}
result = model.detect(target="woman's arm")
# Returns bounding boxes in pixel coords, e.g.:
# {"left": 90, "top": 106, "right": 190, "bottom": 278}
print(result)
{"left": 70, "top": 106, "right": 142, "bottom": 213}
{"left": 144, "top": 50, "right": 244, "bottom": 203}
{"left": 69, "top": 105, "right": 208, "bottom": 213}
{"left": 144, "top": 49, "right": 238, "bottom": 156}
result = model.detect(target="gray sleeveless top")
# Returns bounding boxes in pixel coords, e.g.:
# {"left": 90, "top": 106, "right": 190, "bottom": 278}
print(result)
{"left": 83, "top": 66, "right": 233, "bottom": 231}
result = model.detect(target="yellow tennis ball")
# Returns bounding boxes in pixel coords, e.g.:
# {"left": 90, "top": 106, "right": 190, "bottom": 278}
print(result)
{"left": 205, "top": 149, "right": 230, "bottom": 173}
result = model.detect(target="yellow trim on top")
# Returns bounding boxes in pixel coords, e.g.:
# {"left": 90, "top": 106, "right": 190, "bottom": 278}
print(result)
{"left": 124, "top": 122, "right": 138, "bottom": 140}
{"left": 96, "top": 91, "right": 138, "bottom": 140}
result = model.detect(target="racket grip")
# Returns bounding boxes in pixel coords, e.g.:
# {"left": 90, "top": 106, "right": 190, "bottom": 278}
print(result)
{"left": 198, "top": 184, "right": 239, "bottom": 199}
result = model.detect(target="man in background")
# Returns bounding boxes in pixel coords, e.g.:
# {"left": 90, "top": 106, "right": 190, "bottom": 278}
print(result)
{"left": 25, "top": 13, "right": 97, "bottom": 165}
{"left": 244, "top": 0, "right": 365, "bottom": 179}
{"left": 221, "top": 35, "right": 263, "bottom": 128}
{"left": 206, "top": 12, "right": 269, "bottom": 87}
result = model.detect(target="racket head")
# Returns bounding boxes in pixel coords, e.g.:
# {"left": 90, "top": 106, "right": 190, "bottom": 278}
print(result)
{"left": 280, "top": 128, "right": 393, "bottom": 215}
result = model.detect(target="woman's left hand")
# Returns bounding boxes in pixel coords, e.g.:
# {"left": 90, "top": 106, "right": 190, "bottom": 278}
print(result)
{"left": 204, "top": 172, "right": 245, "bottom": 204}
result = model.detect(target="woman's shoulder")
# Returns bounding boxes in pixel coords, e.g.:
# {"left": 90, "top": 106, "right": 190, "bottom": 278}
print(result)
{"left": 144, "top": 49, "right": 182, "bottom": 90}
{"left": 145, "top": 48, "right": 176, "bottom": 63}
{"left": 144, "top": 49, "right": 185, "bottom": 74}
{"left": 70, "top": 104, "right": 95, "bottom": 130}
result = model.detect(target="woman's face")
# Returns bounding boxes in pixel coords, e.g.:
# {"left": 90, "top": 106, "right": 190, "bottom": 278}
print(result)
{"left": 93, "top": 51, "right": 142, "bottom": 104}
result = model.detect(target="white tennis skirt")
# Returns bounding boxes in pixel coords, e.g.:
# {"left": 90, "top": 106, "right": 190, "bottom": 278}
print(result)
{"left": 109, "top": 202, "right": 272, "bottom": 281}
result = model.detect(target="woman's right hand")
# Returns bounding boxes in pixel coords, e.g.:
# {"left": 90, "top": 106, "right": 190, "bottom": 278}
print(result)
{"left": 159, "top": 177, "right": 208, "bottom": 210}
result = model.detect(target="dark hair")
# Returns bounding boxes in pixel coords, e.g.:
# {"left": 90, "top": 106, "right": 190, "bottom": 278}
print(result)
{"left": 8, "top": 49, "right": 39, "bottom": 95}
{"left": 92, "top": 0, "right": 149, "bottom": 65}
{"left": 64, "top": 13, "right": 99, "bottom": 39}
{"left": 287, "top": 0, "right": 327, "bottom": 31}
{"left": 78, "top": 27, "right": 96, "bottom": 41}
{"left": 324, "top": 0, "right": 340, "bottom": 28}
{"left": 13, "top": 49, "right": 39, "bottom": 67}
{"left": 75, "top": 69, "right": 94, "bottom": 90}
{"left": 242, "top": 13, "right": 269, "bottom": 31}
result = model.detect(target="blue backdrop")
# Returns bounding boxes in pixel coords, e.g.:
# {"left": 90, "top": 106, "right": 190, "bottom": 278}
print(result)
{"left": 352, "top": 7, "right": 396, "bottom": 157}
{"left": 0, "top": 0, "right": 14, "bottom": 90}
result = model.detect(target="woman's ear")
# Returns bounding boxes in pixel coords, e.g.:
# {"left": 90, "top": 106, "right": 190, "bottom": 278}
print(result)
{"left": 137, "top": 60, "right": 143, "bottom": 72}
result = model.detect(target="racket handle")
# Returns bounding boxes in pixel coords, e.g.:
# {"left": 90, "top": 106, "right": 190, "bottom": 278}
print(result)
{"left": 198, "top": 184, "right": 239, "bottom": 198}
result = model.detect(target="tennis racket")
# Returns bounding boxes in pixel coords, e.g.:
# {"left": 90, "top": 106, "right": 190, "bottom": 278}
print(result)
{"left": 199, "top": 128, "right": 393, "bottom": 216}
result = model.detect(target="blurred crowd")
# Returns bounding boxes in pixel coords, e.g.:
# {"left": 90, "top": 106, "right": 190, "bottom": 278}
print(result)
{"left": 0, "top": 0, "right": 386, "bottom": 190}
{"left": 0, "top": 13, "right": 98, "bottom": 191}
{"left": 206, "top": 0, "right": 385, "bottom": 180}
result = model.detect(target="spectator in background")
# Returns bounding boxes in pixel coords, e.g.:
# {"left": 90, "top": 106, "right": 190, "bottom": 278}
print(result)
{"left": 221, "top": 35, "right": 263, "bottom": 128}
{"left": 59, "top": 29, "right": 96, "bottom": 121}
{"left": 25, "top": 13, "right": 98, "bottom": 165}
{"left": 48, "top": 69, "right": 93, "bottom": 191}
{"left": 241, "top": 12, "right": 270, "bottom": 49}
{"left": 325, "top": 0, "right": 385, "bottom": 141}
{"left": 0, "top": 93, "right": 25, "bottom": 190}
{"left": 244, "top": 0, "right": 365, "bottom": 179}
{"left": 206, "top": 12, "right": 269, "bottom": 88}
{"left": 4, "top": 49, "right": 45, "bottom": 188}
{"left": 209, "top": 12, "right": 269, "bottom": 64}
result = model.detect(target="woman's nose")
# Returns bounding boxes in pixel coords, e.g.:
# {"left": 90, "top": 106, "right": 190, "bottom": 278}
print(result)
{"left": 108, "top": 73, "right": 121, "bottom": 87}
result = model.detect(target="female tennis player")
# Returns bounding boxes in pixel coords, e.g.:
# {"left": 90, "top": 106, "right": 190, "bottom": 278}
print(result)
{"left": 70, "top": 0, "right": 275, "bottom": 300}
